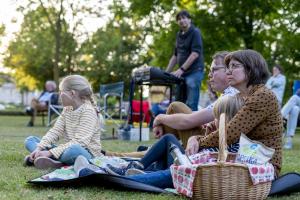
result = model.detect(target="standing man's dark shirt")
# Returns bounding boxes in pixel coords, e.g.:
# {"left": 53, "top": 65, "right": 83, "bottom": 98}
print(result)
{"left": 175, "top": 25, "right": 204, "bottom": 75}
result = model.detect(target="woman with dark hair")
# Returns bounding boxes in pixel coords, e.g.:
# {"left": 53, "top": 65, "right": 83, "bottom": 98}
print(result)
{"left": 266, "top": 64, "right": 286, "bottom": 105}
{"left": 187, "top": 49, "right": 283, "bottom": 177}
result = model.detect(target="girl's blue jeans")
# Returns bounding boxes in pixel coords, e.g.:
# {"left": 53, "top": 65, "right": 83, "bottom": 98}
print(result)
{"left": 24, "top": 136, "right": 93, "bottom": 165}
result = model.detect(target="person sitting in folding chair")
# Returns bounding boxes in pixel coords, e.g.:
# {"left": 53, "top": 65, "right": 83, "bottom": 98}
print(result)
{"left": 26, "top": 80, "right": 58, "bottom": 127}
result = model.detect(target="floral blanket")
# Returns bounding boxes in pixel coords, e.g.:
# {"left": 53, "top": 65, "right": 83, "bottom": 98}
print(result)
{"left": 31, "top": 156, "right": 128, "bottom": 182}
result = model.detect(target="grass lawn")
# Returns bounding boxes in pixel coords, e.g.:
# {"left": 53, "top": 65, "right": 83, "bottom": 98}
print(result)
{"left": 0, "top": 115, "right": 299, "bottom": 200}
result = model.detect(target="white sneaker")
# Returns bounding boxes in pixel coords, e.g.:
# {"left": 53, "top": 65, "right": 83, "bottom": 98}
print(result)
{"left": 125, "top": 168, "right": 146, "bottom": 175}
{"left": 283, "top": 137, "right": 293, "bottom": 150}
{"left": 74, "top": 155, "right": 100, "bottom": 177}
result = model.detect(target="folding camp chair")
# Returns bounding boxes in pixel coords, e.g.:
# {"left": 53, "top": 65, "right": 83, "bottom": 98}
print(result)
{"left": 47, "top": 93, "right": 63, "bottom": 126}
{"left": 99, "top": 81, "right": 124, "bottom": 127}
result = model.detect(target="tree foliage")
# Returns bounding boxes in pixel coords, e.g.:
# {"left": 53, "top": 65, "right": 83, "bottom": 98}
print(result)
{"left": 4, "top": 6, "right": 76, "bottom": 90}
{"left": 0, "top": 24, "right": 5, "bottom": 45}
{"left": 129, "top": 0, "right": 300, "bottom": 80}
{"left": 3, "top": 0, "right": 299, "bottom": 96}
{"left": 80, "top": 0, "right": 150, "bottom": 91}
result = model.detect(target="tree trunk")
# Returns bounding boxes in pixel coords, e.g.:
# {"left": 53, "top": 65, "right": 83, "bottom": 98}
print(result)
{"left": 53, "top": 18, "right": 61, "bottom": 88}
{"left": 53, "top": 0, "right": 63, "bottom": 88}
{"left": 242, "top": 10, "right": 254, "bottom": 49}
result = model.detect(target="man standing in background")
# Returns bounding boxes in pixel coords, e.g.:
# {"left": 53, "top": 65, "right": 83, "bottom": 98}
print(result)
{"left": 166, "top": 10, "right": 204, "bottom": 111}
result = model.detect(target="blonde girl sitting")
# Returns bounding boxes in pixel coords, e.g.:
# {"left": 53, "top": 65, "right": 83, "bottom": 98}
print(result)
{"left": 24, "top": 75, "right": 103, "bottom": 169}
{"left": 186, "top": 94, "right": 245, "bottom": 155}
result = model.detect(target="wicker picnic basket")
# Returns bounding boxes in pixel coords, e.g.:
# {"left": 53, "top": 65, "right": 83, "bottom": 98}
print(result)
{"left": 192, "top": 113, "right": 271, "bottom": 200}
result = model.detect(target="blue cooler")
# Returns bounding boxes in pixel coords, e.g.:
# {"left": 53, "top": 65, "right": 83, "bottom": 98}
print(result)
{"left": 293, "top": 80, "right": 300, "bottom": 95}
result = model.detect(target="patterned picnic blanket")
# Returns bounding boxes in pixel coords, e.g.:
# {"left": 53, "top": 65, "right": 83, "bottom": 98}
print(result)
{"left": 31, "top": 156, "right": 128, "bottom": 182}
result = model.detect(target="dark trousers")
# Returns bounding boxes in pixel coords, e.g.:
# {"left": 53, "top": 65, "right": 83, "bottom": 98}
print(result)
{"left": 140, "top": 134, "right": 184, "bottom": 170}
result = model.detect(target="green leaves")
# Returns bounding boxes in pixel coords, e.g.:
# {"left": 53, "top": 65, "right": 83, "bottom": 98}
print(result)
{"left": 129, "top": 0, "right": 300, "bottom": 81}
{"left": 3, "top": 0, "right": 299, "bottom": 95}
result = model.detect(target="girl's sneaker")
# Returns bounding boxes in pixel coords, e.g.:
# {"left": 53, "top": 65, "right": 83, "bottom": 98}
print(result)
{"left": 23, "top": 155, "right": 34, "bottom": 167}
{"left": 34, "top": 157, "right": 64, "bottom": 169}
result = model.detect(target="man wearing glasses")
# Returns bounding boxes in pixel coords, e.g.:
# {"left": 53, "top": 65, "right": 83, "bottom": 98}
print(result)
{"left": 153, "top": 51, "right": 239, "bottom": 147}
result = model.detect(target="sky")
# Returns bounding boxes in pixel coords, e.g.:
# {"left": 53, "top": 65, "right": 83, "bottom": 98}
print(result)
{"left": 0, "top": 0, "right": 112, "bottom": 73}
{"left": 0, "top": 0, "right": 23, "bottom": 72}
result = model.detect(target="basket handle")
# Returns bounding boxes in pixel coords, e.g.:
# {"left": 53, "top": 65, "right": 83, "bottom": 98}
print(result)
{"left": 217, "top": 113, "right": 228, "bottom": 162}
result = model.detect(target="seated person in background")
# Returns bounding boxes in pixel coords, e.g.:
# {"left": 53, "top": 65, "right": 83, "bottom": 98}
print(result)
{"left": 24, "top": 75, "right": 103, "bottom": 169}
{"left": 281, "top": 88, "right": 300, "bottom": 149}
{"left": 148, "top": 86, "right": 170, "bottom": 128}
{"left": 152, "top": 51, "right": 239, "bottom": 147}
{"left": 266, "top": 64, "right": 286, "bottom": 106}
{"left": 26, "top": 80, "right": 58, "bottom": 127}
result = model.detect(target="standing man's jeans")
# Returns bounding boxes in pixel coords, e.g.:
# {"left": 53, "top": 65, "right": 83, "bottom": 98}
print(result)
{"left": 281, "top": 95, "right": 300, "bottom": 137}
{"left": 183, "top": 70, "right": 204, "bottom": 111}
{"left": 24, "top": 136, "right": 93, "bottom": 165}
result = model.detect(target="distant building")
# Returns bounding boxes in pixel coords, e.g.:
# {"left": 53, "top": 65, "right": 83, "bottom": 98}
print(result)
{"left": 0, "top": 82, "right": 36, "bottom": 106}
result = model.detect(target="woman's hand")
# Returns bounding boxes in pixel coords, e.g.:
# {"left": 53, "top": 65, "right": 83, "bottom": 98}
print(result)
{"left": 153, "top": 125, "right": 164, "bottom": 138}
{"left": 204, "top": 121, "right": 217, "bottom": 133}
{"left": 185, "top": 136, "right": 200, "bottom": 156}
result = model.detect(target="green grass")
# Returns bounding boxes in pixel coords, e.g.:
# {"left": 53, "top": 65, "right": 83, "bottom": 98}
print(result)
{"left": 0, "top": 115, "right": 299, "bottom": 200}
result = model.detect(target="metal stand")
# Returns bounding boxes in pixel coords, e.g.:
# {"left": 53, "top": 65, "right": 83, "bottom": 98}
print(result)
{"left": 129, "top": 79, "right": 175, "bottom": 141}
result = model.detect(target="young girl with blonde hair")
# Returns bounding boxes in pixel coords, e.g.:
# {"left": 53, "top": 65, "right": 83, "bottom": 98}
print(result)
{"left": 212, "top": 94, "right": 245, "bottom": 129}
{"left": 24, "top": 75, "right": 103, "bottom": 169}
